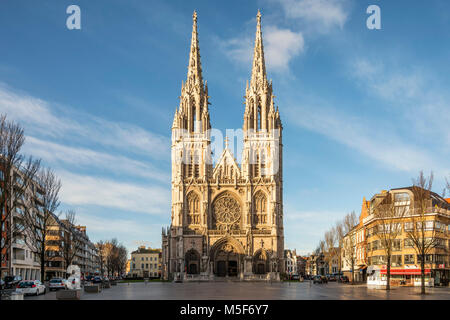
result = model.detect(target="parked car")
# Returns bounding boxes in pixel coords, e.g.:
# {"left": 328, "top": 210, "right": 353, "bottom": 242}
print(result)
{"left": 85, "top": 275, "right": 94, "bottom": 282}
{"left": 16, "top": 280, "right": 46, "bottom": 296}
{"left": 93, "top": 276, "right": 103, "bottom": 284}
{"left": 328, "top": 275, "right": 336, "bottom": 281}
{"left": 291, "top": 275, "right": 300, "bottom": 280}
{"left": 338, "top": 275, "right": 349, "bottom": 283}
{"left": 49, "top": 278, "right": 67, "bottom": 291}
{"left": 313, "top": 275, "right": 325, "bottom": 284}
{"left": 4, "top": 275, "right": 22, "bottom": 289}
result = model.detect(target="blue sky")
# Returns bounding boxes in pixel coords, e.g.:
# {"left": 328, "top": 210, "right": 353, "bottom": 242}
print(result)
{"left": 0, "top": 0, "right": 449, "bottom": 256}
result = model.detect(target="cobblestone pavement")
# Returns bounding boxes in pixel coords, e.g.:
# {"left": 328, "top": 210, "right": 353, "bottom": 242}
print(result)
{"left": 24, "top": 281, "right": 450, "bottom": 300}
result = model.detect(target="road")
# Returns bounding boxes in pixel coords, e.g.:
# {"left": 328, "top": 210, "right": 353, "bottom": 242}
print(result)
{"left": 24, "top": 281, "right": 450, "bottom": 300}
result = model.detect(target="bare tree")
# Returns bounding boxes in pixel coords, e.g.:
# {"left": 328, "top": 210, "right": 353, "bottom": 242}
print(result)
{"left": 446, "top": 177, "right": 450, "bottom": 196}
{"left": 96, "top": 240, "right": 106, "bottom": 277}
{"left": 116, "top": 244, "right": 128, "bottom": 277}
{"left": 324, "top": 228, "right": 338, "bottom": 275}
{"left": 406, "top": 171, "right": 439, "bottom": 295}
{"left": 23, "top": 167, "right": 61, "bottom": 282}
{"left": 372, "top": 192, "right": 407, "bottom": 290}
{"left": 335, "top": 222, "right": 344, "bottom": 276}
{"left": 60, "top": 209, "right": 83, "bottom": 277}
{"left": 0, "top": 114, "right": 40, "bottom": 291}
{"left": 105, "top": 239, "right": 117, "bottom": 277}
{"left": 100, "top": 238, "right": 128, "bottom": 278}
{"left": 341, "top": 211, "right": 358, "bottom": 284}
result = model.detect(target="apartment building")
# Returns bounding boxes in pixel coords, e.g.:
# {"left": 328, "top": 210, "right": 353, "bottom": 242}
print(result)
{"left": 364, "top": 187, "right": 450, "bottom": 287}
{"left": 342, "top": 199, "right": 369, "bottom": 282}
{"left": 9, "top": 169, "right": 43, "bottom": 280}
{"left": 296, "top": 256, "right": 306, "bottom": 277}
{"left": 306, "top": 253, "right": 326, "bottom": 276}
{"left": 44, "top": 214, "right": 67, "bottom": 279}
{"left": 71, "top": 225, "right": 96, "bottom": 275}
{"left": 130, "top": 246, "right": 162, "bottom": 278}
{"left": 284, "top": 249, "right": 298, "bottom": 275}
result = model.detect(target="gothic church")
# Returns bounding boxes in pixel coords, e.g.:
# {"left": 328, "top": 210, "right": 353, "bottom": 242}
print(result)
{"left": 162, "top": 11, "right": 284, "bottom": 281}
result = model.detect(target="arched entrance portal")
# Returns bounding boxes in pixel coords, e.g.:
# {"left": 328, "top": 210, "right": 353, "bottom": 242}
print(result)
{"left": 185, "top": 249, "right": 200, "bottom": 274}
{"left": 210, "top": 238, "right": 244, "bottom": 277}
{"left": 253, "top": 249, "right": 269, "bottom": 274}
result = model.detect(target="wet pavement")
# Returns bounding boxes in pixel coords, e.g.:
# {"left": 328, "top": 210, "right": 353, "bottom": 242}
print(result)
{"left": 24, "top": 281, "right": 450, "bottom": 300}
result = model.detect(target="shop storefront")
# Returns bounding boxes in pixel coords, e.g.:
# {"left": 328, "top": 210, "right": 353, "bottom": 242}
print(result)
{"left": 366, "top": 265, "right": 448, "bottom": 287}
{"left": 380, "top": 267, "right": 433, "bottom": 286}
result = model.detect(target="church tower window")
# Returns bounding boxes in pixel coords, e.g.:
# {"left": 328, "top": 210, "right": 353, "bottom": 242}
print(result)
{"left": 187, "top": 192, "right": 200, "bottom": 225}
{"left": 254, "top": 191, "right": 267, "bottom": 225}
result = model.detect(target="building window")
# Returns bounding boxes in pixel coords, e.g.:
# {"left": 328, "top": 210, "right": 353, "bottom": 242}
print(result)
{"left": 404, "top": 254, "right": 415, "bottom": 264}
{"left": 404, "top": 238, "right": 414, "bottom": 248}
{"left": 146, "top": 264, "right": 148, "bottom": 269}
{"left": 391, "top": 255, "right": 402, "bottom": 267}
{"left": 393, "top": 239, "right": 401, "bottom": 251}
{"left": 394, "top": 193, "right": 410, "bottom": 202}
{"left": 415, "top": 221, "right": 434, "bottom": 231}
{"left": 404, "top": 222, "right": 413, "bottom": 232}
{"left": 417, "top": 254, "right": 433, "bottom": 264}
{"left": 187, "top": 192, "right": 200, "bottom": 224}
{"left": 254, "top": 191, "right": 267, "bottom": 225}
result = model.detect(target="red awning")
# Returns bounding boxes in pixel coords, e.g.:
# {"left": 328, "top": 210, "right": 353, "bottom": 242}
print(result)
{"left": 380, "top": 268, "right": 431, "bottom": 275}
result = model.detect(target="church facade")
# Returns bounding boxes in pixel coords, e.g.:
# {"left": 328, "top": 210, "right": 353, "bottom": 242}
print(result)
{"left": 162, "top": 11, "right": 284, "bottom": 281}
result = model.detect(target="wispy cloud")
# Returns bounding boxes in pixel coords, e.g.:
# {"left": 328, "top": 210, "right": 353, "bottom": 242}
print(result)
{"left": 220, "top": 25, "right": 304, "bottom": 73}
{"left": 23, "top": 136, "right": 170, "bottom": 184}
{"left": 59, "top": 171, "right": 170, "bottom": 215}
{"left": 271, "top": 0, "right": 350, "bottom": 32}
{"left": 0, "top": 83, "right": 170, "bottom": 159}
{"left": 0, "top": 84, "right": 172, "bottom": 214}
{"left": 286, "top": 100, "right": 442, "bottom": 174}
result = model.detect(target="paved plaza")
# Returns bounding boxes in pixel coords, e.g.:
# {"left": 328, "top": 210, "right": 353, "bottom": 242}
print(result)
{"left": 24, "top": 281, "right": 450, "bottom": 300}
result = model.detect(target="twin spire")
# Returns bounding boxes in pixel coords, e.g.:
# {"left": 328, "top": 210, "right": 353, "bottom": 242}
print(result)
{"left": 187, "top": 10, "right": 204, "bottom": 89}
{"left": 250, "top": 10, "right": 268, "bottom": 91}
{"left": 173, "top": 10, "right": 281, "bottom": 133}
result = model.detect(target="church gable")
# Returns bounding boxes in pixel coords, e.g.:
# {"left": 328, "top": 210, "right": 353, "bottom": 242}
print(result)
{"left": 212, "top": 148, "right": 241, "bottom": 179}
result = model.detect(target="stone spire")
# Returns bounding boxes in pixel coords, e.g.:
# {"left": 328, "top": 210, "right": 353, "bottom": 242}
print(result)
{"left": 175, "top": 11, "right": 211, "bottom": 133}
{"left": 250, "top": 10, "right": 267, "bottom": 92}
{"left": 186, "top": 10, "right": 203, "bottom": 89}
{"left": 243, "top": 10, "right": 279, "bottom": 132}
